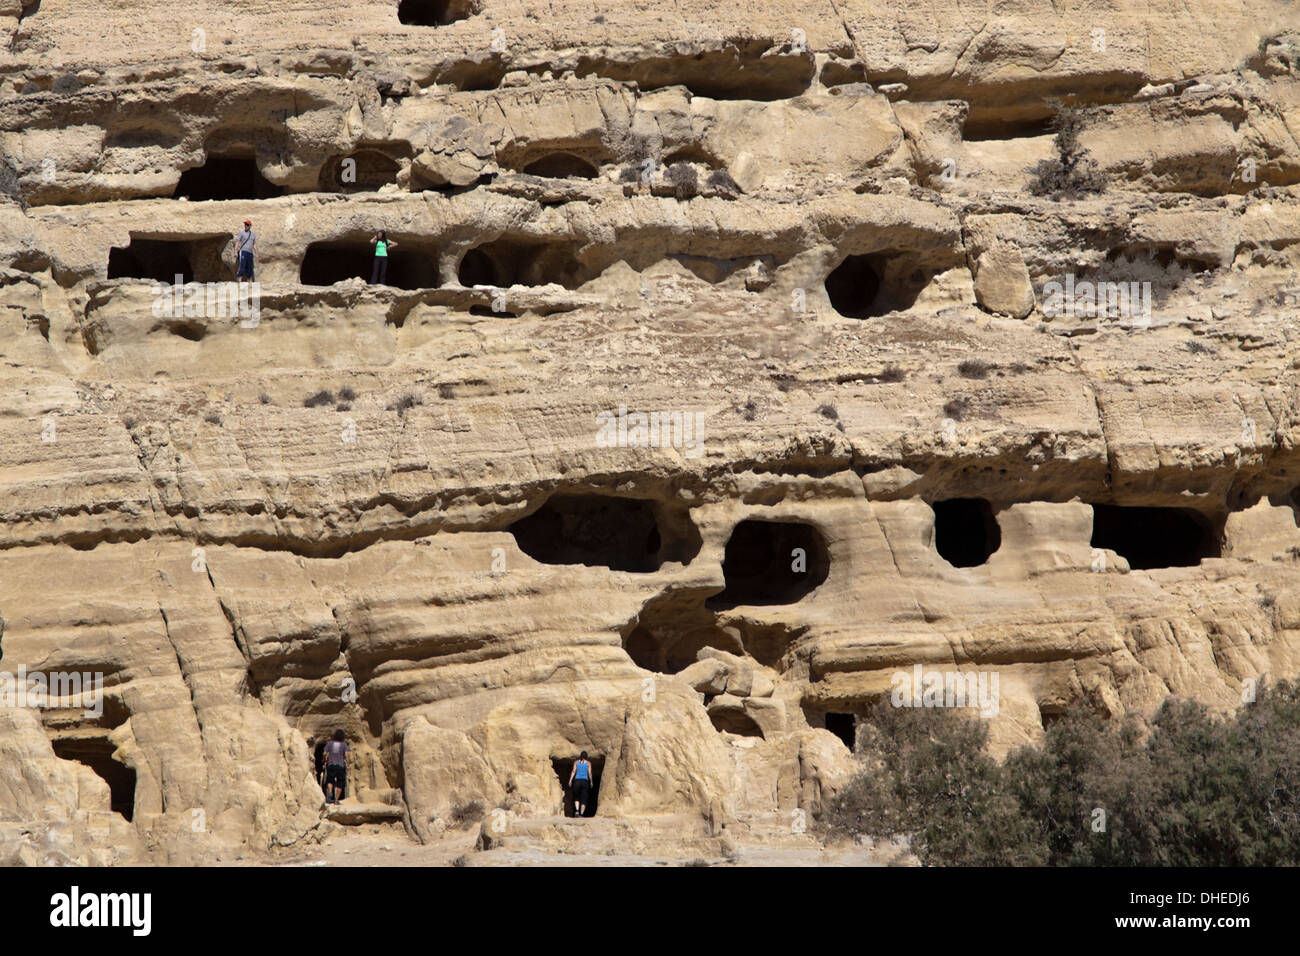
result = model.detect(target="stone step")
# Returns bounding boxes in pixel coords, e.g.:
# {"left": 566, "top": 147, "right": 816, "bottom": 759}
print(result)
{"left": 475, "top": 813, "right": 725, "bottom": 857}
{"left": 323, "top": 802, "right": 406, "bottom": 826}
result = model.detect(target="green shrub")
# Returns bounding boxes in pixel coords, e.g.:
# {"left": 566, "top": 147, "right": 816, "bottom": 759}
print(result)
{"left": 51, "top": 74, "right": 82, "bottom": 94}
{"left": 1029, "top": 101, "right": 1107, "bottom": 198}
{"left": 666, "top": 162, "right": 699, "bottom": 199}
{"left": 387, "top": 391, "right": 422, "bottom": 416}
{"left": 706, "top": 169, "right": 741, "bottom": 196}
{"left": 821, "top": 680, "right": 1300, "bottom": 866}
{"left": 943, "top": 397, "right": 970, "bottom": 420}
{"left": 450, "top": 799, "right": 486, "bottom": 827}
{"left": 821, "top": 701, "right": 1044, "bottom": 866}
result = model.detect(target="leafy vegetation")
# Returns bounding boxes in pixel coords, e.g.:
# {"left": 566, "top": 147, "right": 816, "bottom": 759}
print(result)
{"left": 665, "top": 162, "right": 699, "bottom": 199}
{"left": 706, "top": 169, "right": 741, "bottom": 196}
{"left": 821, "top": 681, "right": 1300, "bottom": 865}
{"left": 1029, "top": 101, "right": 1107, "bottom": 199}
{"left": 386, "top": 391, "right": 423, "bottom": 416}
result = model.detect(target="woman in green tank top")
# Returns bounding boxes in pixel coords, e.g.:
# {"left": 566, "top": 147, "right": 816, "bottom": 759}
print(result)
{"left": 370, "top": 230, "right": 397, "bottom": 285}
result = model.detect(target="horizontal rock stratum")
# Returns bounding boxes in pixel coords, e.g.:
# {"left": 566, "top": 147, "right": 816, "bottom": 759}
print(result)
{"left": 1, "top": 0, "right": 1299, "bottom": 864}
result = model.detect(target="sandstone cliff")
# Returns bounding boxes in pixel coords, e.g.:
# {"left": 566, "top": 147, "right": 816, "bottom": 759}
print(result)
{"left": 1, "top": 0, "right": 1299, "bottom": 863}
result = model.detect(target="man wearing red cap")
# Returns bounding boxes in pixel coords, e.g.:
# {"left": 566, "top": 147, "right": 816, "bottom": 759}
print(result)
{"left": 235, "top": 219, "right": 256, "bottom": 283}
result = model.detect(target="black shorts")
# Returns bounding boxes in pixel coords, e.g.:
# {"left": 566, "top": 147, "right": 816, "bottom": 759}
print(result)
{"left": 573, "top": 779, "right": 590, "bottom": 802}
{"left": 325, "top": 765, "right": 346, "bottom": 788}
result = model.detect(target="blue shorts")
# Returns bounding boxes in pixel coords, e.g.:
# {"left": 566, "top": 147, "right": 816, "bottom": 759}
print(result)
{"left": 237, "top": 250, "right": 255, "bottom": 278}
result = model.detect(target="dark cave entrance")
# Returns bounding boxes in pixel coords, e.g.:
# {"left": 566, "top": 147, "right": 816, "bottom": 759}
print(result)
{"left": 824, "top": 252, "right": 929, "bottom": 318}
{"left": 551, "top": 756, "right": 604, "bottom": 818}
{"left": 107, "top": 236, "right": 232, "bottom": 284}
{"left": 317, "top": 149, "right": 402, "bottom": 193}
{"left": 824, "top": 712, "right": 857, "bottom": 751}
{"left": 624, "top": 615, "right": 742, "bottom": 674}
{"left": 933, "top": 498, "right": 1001, "bottom": 568}
{"left": 300, "top": 239, "right": 440, "bottom": 289}
{"left": 521, "top": 152, "right": 600, "bottom": 179}
{"left": 457, "top": 248, "right": 495, "bottom": 287}
{"left": 456, "top": 239, "right": 584, "bottom": 289}
{"left": 961, "top": 113, "right": 1056, "bottom": 142}
{"left": 509, "top": 494, "right": 700, "bottom": 572}
{"left": 625, "top": 624, "right": 714, "bottom": 674}
{"left": 1090, "top": 504, "right": 1222, "bottom": 570}
{"left": 622, "top": 588, "right": 748, "bottom": 674}
{"left": 398, "top": 0, "right": 476, "bottom": 25}
{"left": 825, "top": 254, "right": 882, "bottom": 318}
{"left": 709, "top": 708, "right": 764, "bottom": 737}
{"left": 313, "top": 740, "right": 326, "bottom": 783}
{"left": 174, "top": 154, "right": 283, "bottom": 201}
{"left": 50, "top": 737, "right": 136, "bottom": 821}
{"left": 311, "top": 738, "right": 347, "bottom": 799}
{"left": 707, "top": 520, "right": 830, "bottom": 609}
{"left": 1039, "top": 706, "right": 1066, "bottom": 731}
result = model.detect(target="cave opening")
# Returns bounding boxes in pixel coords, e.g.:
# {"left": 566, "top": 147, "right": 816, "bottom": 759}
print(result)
{"left": 825, "top": 254, "right": 883, "bottom": 318}
{"left": 825, "top": 252, "right": 930, "bottom": 318}
{"left": 626, "top": 626, "right": 710, "bottom": 674}
{"left": 509, "top": 494, "right": 699, "bottom": 572}
{"left": 622, "top": 589, "right": 800, "bottom": 673}
{"left": 398, "top": 0, "right": 476, "bottom": 25}
{"left": 107, "top": 236, "right": 231, "bottom": 284}
{"left": 521, "top": 152, "right": 600, "bottom": 179}
{"left": 625, "top": 616, "right": 742, "bottom": 674}
{"left": 50, "top": 737, "right": 136, "bottom": 821}
{"left": 576, "top": 47, "right": 814, "bottom": 101}
{"left": 707, "top": 520, "right": 830, "bottom": 609}
{"left": 318, "top": 149, "right": 403, "bottom": 192}
{"left": 550, "top": 755, "right": 604, "bottom": 817}
{"left": 933, "top": 498, "right": 1001, "bottom": 568}
{"left": 709, "top": 708, "right": 764, "bottom": 737}
{"left": 457, "top": 248, "right": 495, "bottom": 287}
{"left": 174, "top": 154, "right": 283, "bottom": 201}
{"left": 300, "top": 239, "right": 440, "bottom": 289}
{"left": 824, "top": 712, "right": 857, "bottom": 751}
{"left": 311, "top": 738, "right": 347, "bottom": 799}
{"left": 622, "top": 587, "right": 747, "bottom": 674}
{"left": 1090, "top": 504, "right": 1222, "bottom": 570}
{"left": 456, "top": 239, "right": 584, "bottom": 289}
{"left": 1039, "top": 706, "right": 1067, "bottom": 731}
{"left": 962, "top": 112, "right": 1056, "bottom": 142}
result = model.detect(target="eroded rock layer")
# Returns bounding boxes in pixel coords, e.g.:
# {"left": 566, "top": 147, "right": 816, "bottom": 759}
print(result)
{"left": 1, "top": 0, "right": 1299, "bottom": 863}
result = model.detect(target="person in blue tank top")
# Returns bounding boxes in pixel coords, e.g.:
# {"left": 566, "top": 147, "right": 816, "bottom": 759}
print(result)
{"left": 370, "top": 230, "right": 398, "bottom": 285}
{"left": 568, "top": 751, "right": 593, "bottom": 818}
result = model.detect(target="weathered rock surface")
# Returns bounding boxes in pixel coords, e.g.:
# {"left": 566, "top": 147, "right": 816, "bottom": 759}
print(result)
{"left": 1, "top": 0, "right": 1299, "bottom": 863}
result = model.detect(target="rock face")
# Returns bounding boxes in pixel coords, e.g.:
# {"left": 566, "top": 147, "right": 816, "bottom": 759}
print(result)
{"left": 1, "top": 1, "right": 1299, "bottom": 863}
